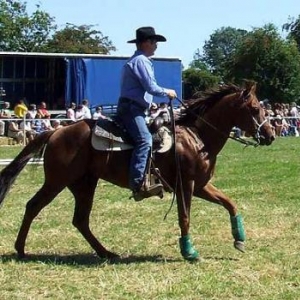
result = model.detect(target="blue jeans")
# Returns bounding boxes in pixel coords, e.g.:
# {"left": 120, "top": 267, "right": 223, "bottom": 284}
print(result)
{"left": 117, "top": 100, "right": 152, "bottom": 191}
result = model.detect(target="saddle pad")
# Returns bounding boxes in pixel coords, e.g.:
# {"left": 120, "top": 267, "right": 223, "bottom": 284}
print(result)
{"left": 91, "top": 133, "right": 133, "bottom": 151}
{"left": 91, "top": 118, "right": 173, "bottom": 152}
{"left": 92, "top": 119, "right": 133, "bottom": 151}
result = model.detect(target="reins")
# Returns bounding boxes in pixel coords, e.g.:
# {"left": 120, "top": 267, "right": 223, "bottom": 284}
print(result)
{"left": 163, "top": 98, "right": 186, "bottom": 220}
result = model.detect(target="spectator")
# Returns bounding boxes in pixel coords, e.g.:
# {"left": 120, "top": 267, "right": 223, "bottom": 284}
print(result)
{"left": 66, "top": 102, "right": 76, "bottom": 122}
{"left": 31, "top": 113, "right": 45, "bottom": 134}
{"left": 52, "top": 119, "right": 63, "bottom": 130}
{"left": 7, "top": 119, "right": 24, "bottom": 144}
{"left": 232, "top": 126, "right": 243, "bottom": 138}
{"left": 0, "top": 101, "right": 12, "bottom": 136}
{"left": 273, "top": 103, "right": 283, "bottom": 117}
{"left": 265, "top": 104, "right": 274, "bottom": 117}
{"left": 289, "top": 102, "right": 299, "bottom": 136}
{"left": 273, "top": 115, "right": 289, "bottom": 137}
{"left": 19, "top": 113, "right": 36, "bottom": 143}
{"left": 81, "top": 99, "right": 92, "bottom": 119}
{"left": 282, "top": 103, "right": 290, "bottom": 117}
{"left": 42, "top": 115, "right": 54, "bottom": 131}
{"left": 37, "top": 101, "right": 51, "bottom": 118}
{"left": 92, "top": 106, "right": 107, "bottom": 120}
{"left": 290, "top": 102, "right": 299, "bottom": 117}
{"left": 14, "top": 98, "right": 28, "bottom": 118}
{"left": 75, "top": 105, "right": 85, "bottom": 121}
{"left": 27, "top": 104, "right": 37, "bottom": 119}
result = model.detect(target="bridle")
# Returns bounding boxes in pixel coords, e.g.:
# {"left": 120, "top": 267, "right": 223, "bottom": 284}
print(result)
{"left": 251, "top": 116, "right": 269, "bottom": 146}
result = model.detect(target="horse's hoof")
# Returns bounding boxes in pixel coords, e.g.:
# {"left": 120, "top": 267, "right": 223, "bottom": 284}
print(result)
{"left": 234, "top": 241, "right": 245, "bottom": 253}
{"left": 105, "top": 251, "right": 121, "bottom": 261}
{"left": 17, "top": 252, "right": 26, "bottom": 259}
{"left": 179, "top": 235, "right": 200, "bottom": 262}
{"left": 181, "top": 249, "right": 200, "bottom": 262}
{"left": 184, "top": 254, "right": 200, "bottom": 263}
{"left": 109, "top": 253, "right": 121, "bottom": 260}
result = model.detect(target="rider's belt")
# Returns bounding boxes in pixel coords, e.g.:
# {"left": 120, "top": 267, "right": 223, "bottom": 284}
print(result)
{"left": 119, "top": 97, "right": 146, "bottom": 110}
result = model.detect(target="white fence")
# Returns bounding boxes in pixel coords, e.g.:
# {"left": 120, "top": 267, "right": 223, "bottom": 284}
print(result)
{"left": 0, "top": 115, "right": 72, "bottom": 145}
{"left": 0, "top": 158, "right": 43, "bottom": 166}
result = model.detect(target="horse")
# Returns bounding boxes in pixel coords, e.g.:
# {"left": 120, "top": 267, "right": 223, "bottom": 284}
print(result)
{"left": 0, "top": 82, "right": 275, "bottom": 262}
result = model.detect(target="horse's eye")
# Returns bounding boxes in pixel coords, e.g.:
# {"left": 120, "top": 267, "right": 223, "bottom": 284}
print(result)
{"left": 251, "top": 107, "right": 260, "bottom": 114}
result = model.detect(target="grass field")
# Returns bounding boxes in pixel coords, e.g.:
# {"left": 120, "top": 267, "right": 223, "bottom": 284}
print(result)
{"left": 0, "top": 138, "right": 299, "bottom": 299}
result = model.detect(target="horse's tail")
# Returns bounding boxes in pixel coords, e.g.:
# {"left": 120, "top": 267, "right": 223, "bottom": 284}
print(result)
{"left": 0, "top": 130, "right": 55, "bottom": 206}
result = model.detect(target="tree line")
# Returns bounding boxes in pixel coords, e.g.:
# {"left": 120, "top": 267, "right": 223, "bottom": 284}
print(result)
{"left": 1, "top": 0, "right": 300, "bottom": 104}
{"left": 184, "top": 22, "right": 300, "bottom": 104}
{"left": 0, "top": 0, "right": 115, "bottom": 53}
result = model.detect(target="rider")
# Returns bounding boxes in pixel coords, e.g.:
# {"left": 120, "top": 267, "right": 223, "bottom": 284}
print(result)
{"left": 117, "top": 26, "right": 177, "bottom": 201}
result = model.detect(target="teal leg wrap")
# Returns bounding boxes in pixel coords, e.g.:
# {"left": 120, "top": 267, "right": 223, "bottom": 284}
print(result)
{"left": 230, "top": 214, "right": 246, "bottom": 241}
{"left": 179, "top": 234, "right": 199, "bottom": 261}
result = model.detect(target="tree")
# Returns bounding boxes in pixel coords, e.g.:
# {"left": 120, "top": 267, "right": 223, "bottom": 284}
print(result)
{"left": 226, "top": 24, "right": 300, "bottom": 102}
{"left": 283, "top": 15, "right": 300, "bottom": 51}
{"left": 192, "top": 27, "right": 248, "bottom": 78}
{"left": 0, "top": 0, "right": 56, "bottom": 51}
{"left": 185, "top": 27, "right": 245, "bottom": 98}
{"left": 0, "top": 1, "right": 116, "bottom": 54}
{"left": 46, "top": 24, "right": 116, "bottom": 54}
{"left": 182, "top": 68, "right": 220, "bottom": 99}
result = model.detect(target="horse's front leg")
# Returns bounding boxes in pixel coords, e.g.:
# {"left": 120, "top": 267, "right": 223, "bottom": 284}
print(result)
{"left": 176, "top": 179, "right": 200, "bottom": 262}
{"left": 194, "top": 182, "right": 246, "bottom": 252}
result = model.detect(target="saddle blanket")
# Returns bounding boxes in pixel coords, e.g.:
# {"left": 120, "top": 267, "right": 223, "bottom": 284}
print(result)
{"left": 91, "top": 118, "right": 172, "bottom": 153}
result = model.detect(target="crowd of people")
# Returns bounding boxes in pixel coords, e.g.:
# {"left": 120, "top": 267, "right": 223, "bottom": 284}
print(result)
{"left": 0, "top": 98, "right": 109, "bottom": 145}
{"left": 66, "top": 100, "right": 108, "bottom": 122}
{"left": 262, "top": 101, "right": 300, "bottom": 137}
{"left": 231, "top": 101, "right": 300, "bottom": 139}
{"left": 1, "top": 95, "right": 299, "bottom": 146}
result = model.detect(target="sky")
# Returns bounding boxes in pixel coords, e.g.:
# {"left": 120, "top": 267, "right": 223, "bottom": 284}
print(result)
{"left": 27, "top": 0, "right": 299, "bottom": 68}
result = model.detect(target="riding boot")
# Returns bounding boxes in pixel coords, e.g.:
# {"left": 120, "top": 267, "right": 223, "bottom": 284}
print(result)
{"left": 131, "top": 166, "right": 164, "bottom": 201}
{"left": 132, "top": 183, "right": 164, "bottom": 202}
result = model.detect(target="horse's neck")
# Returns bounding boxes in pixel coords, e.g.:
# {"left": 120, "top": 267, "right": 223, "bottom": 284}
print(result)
{"left": 194, "top": 112, "right": 234, "bottom": 155}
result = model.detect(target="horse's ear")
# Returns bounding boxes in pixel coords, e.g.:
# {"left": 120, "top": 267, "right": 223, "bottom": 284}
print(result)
{"left": 242, "top": 81, "right": 257, "bottom": 100}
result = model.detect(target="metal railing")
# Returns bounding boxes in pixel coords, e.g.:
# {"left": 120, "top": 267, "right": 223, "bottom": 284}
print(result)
{"left": 0, "top": 115, "right": 72, "bottom": 145}
{"left": 0, "top": 158, "right": 43, "bottom": 166}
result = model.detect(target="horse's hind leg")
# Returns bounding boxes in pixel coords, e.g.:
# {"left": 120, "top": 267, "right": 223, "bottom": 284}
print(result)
{"left": 194, "top": 182, "right": 246, "bottom": 252}
{"left": 15, "top": 183, "right": 63, "bottom": 258}
{"left": 68, "top": 175, "right": 119, "bottom": 260}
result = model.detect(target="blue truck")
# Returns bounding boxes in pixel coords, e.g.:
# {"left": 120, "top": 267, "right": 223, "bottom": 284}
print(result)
{"left": 0, "top": 52, "right": 182, "bottom": 110}
{"left": 65, "top": 55, "right": 182, "bottom": 109}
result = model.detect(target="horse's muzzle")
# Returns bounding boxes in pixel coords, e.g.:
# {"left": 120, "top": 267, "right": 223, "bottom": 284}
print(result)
{"left": 256, "top": 134, "right": 275, "bottom": 146}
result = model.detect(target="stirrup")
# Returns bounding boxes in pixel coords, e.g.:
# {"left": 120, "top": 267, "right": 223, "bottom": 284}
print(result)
{"left": 131, "top": 183, "right": 164, "bottom": 202}
{"left": 130, "top": 155, "right": 165, "bottom": 202}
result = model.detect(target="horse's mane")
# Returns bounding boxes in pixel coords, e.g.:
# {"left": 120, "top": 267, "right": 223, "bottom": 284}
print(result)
{"left": 176, "top": 84, "right": 242, "bottom": 125}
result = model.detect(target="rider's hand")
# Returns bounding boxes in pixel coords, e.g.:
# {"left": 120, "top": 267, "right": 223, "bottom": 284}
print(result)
{"left": 166, "top": 89, "right": 177, "bottom": 100}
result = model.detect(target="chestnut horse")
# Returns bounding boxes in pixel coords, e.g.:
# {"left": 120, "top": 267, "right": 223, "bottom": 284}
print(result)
{"left": 0, "top": 83, "right": 274, "bottom": 261}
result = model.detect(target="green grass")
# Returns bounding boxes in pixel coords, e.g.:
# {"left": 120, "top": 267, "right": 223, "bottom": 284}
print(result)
{"left": 0, "top": 138, "right": 299, "bottom": 299}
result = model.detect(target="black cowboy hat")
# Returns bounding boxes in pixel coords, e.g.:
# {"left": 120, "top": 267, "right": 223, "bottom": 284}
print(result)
{"left": 127, "top": 26, "right": 166, "bottom": 43}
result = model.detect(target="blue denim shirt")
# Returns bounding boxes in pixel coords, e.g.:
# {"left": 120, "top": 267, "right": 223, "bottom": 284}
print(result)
{"left": 120, "top": 50, "right": 168, "bottom": 109}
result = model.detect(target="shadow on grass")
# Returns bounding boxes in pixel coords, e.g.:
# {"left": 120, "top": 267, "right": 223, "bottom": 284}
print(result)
{"left": 203, "top": 256, "right": 240, "bottom": 262}
{"left": 0, "top": 252, "right": 182, "bottom": 266}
